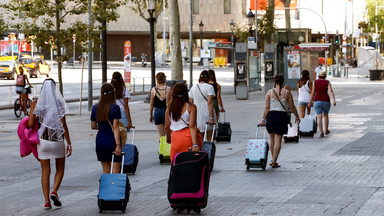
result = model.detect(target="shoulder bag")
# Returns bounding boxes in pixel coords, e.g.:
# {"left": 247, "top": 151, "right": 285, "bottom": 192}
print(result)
{"left": 108, "top": 120, "right": 127, "bottom": 146}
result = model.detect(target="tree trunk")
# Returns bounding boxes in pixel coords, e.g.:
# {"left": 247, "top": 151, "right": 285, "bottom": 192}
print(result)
{"left": 55, "top": 0, "right": 63, "bottom": 94}
{"left": 281, "top": 0, "right": 291, "bottom": 30}
{"left": 169, "top": 0, "right": 182, "bottom": 80}
{"left": 265, "top": 0, "right": 275, "bottom": 43}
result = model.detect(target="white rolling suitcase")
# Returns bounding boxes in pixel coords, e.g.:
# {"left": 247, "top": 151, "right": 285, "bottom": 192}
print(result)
{"left": 299, "top": 111, "right": 316, "bottom": 137}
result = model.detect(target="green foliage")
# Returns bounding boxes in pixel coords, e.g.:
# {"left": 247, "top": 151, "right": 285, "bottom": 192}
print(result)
{"left": 366, "top": 0, "right": 384, "bottom": 41}
{"left": 234, "top": 5, "right": 275, "bottom": 52}
{"left": 126, "top": 0, "right": 167, "bottom": 21}
{"left": 0, "top": 18, "right": 8, "bottom": 36}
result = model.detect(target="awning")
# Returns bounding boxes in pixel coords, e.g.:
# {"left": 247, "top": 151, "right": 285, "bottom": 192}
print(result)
{"left": 299, "top": 43, "right": 331, "bottom": 52}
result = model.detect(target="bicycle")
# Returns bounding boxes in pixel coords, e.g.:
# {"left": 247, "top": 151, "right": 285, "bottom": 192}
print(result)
{"left": 14, "top": 86, "right": 32, "bottom": 118}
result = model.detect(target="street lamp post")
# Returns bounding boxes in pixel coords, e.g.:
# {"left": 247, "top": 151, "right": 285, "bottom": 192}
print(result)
{"left": 247, "top": 9, "right": 255, "bottom": 38}
{"left": 230, "top": 19, "right": 235, "bottom": 68}
{"left": 147, "top": 0, "right": 156, "bottom": 89}
{"left": 198, "top": 21, "right": 204, "bottom": 66}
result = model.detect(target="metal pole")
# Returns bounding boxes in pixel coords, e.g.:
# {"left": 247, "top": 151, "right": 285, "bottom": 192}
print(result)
{"left": 101, "top": 21, "right": 107, "bottom": 83}
{"left": 162, "top": 1, "right": 166, "bottom": 66}
{"left": 189, "top": 0, "right": 193, "bottom": 89}
{"left": 230, "top": 30, "right": 234, "bottom": 67}
{"left": 255, "top": 0, "right": 258, "bottom": 49}
{"left": 149, "top": 11, "right": 156, "bottom": 88}
{"left": 73, "top": 40, "right": 75, "bottom": 67}
{"left": 88, "top": 0, "right": 93, "bottom": 111}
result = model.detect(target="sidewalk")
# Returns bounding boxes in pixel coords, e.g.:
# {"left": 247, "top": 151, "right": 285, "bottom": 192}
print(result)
{"left": 1, "top": 68, "right": 384, "bottom": 215}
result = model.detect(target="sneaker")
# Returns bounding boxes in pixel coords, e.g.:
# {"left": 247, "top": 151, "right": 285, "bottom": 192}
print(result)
{"left": 50, "top": 192, "right": 62, "bottom": 207}
{"left": 44, "top": 203, "right": 52, "bottom": 210}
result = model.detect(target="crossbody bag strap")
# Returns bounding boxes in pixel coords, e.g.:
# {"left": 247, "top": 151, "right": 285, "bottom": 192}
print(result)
{"left": 197, "top": 84, "right": 208, "bottom": 102}
{"left": 107, "top": 120, "right": 115, "bottom": 132}
{"left": 154, "top": 86, "right": 161, "bottom": 96}
{"left": 272, "top": 89, "right": 289, "bottom": 113}
{"left": 180, "top": 117, "right": 190, "bottom": 127}
{"left": 304, "top": 81, "right": 310, "bottom": 94}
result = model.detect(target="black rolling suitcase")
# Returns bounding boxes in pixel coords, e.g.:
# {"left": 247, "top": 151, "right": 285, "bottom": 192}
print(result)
{"left": 98, "top": 152, "right": 131, "bottom": 213}
{"left": 168, "top": 151, "right": 210, "bottom": 213}
{"left": 202, "top": 123, "right": 216, "bottom": 172}
{"left": 215, "top": 112, "right": 231, "bottom": 142}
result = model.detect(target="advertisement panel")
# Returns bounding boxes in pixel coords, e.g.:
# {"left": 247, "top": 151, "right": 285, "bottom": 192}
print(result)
{"left": 124, "top": 40, "right": 132, "bottom": 90}
{"left": 286, "top": 49, "right": 301, "bottom": 79}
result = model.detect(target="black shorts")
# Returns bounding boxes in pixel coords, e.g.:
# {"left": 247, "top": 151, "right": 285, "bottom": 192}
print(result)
{"left": 266, "top": 111, "right": 288, "bottom": 135}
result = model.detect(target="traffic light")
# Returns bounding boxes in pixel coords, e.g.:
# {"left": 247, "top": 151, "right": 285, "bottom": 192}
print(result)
{"left": 335, "top": 35, "right": 340, "bottom": 44}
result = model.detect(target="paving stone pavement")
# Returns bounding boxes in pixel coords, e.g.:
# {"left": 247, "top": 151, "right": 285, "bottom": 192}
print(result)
{"left": 1, "top": 68, "right": 384, "bottom": 216}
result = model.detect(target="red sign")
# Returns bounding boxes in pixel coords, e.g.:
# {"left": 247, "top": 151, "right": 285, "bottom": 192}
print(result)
{"left": 124, "top": 40, "right": 132, "bottom": 90}
{"left": 250, "top": 0, "right": 297, "bottom": 10}
{"left": 249, "top": 50, "right": 258, "bottom": 56}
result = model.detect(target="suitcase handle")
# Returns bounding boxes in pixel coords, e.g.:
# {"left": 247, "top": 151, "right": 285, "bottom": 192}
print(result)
{"left": 218, "top": 111, "right": 226, "bottom": 123}
{"left": 129, "top": 126, "right": 136, "bottom": 145}
{"left": 111, "top": 152, "right": 125, "bottom": 174}
{"left": 256, "top": 124, "right": 267, "bottom": 140}
{"left": 203, "top": 123, "right": 216, "bottom": 142}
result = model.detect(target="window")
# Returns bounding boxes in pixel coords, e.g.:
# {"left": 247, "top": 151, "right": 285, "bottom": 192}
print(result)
{"left": 224, "top": 0, "right": 231, "bottom": 14}
{"left": 193, "top": 0, "right": 199, "bottom": 14}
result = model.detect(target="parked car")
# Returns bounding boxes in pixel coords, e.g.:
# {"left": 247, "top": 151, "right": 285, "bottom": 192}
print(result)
{"left": 0, "top": 60, "right": 29, "bottom": 80}
{"left": 19, "top": 57, "right": 50, "bottom": 78}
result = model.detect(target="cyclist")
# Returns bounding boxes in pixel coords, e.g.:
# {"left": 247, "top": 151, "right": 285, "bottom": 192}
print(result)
{"left": 15, "top": 66, "right": 32, "bottom": 116}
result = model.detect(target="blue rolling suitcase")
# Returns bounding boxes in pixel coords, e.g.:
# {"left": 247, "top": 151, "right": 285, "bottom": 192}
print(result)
{"left": 98, "top": 153, "right": 131, "bottom": 213}
{"left": 202, "top": 123, "right": 216, "bottom": 173}
{"left": 121, "top": 126, "right": 139, "bottom": 175}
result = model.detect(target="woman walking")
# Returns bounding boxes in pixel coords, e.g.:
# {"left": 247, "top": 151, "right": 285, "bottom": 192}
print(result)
{"left": 28, "top": 78, "right": 72, "bottom": 210}
{"left": 208, "top": 69, "right": 225, "bottom": 121}
{"left": 188, "top": 70, "right": 215, "bottom": 139}
{"left": 91, "top": 83, "right": 122, "bottom": 174}
{"left": 260, "top": 75, "right": 299, "bottom": 168}
{"left": 149, "top": 72, "right": 171, "bottom": 138}
{"left": 164, "top": 83, "right": 202, "bottom": 162}
{"left": 297, "top": 70, "right": 312, "bottom": 118}
{"left": 308, "top": 71, "right": 336, "bottom": 137}
{"left": 110, "top": 72, "right": 132, "bottom": 130}
{"left": 16, "top": 66, "right": 32, "bottom": 116}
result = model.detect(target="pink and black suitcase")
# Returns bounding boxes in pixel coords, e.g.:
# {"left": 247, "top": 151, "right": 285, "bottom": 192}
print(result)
{"left": 167, "top": 151, "right": 210, "bottom": 213}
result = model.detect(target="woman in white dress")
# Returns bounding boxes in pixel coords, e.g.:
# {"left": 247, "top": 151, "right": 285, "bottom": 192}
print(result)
{"left": 28, "top": 78, "right": 72, "bottom": 210}
{"left": 188, "top": 70, "right": 215, "bottom": 139}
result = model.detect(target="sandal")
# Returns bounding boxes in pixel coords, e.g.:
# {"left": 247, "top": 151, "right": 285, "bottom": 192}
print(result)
{"left": 325, "top": 130, "right": 331, "bottom": 135}
{"left": 320, "top": 133, "right": 324, "bottom": 138}
{"left": 271, "top": 162, "right": 281, "bottom": 168}
{"left": 269, "top": 160, "right": 273, "bottom": 166}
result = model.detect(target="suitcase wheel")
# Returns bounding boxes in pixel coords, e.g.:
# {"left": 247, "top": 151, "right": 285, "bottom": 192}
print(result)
{"left": 177, "top": 208, "right": 183, "bottom": 213}
{"left": 246, "top": 165, "right": 250, "bottom": 170}
{"left": 99, "top": 208, "right": 102, "bottom": 213}
{"left": 194, "top": 208, "right": 201, "bottom": 213}
{"left": 295, "top": 137, "right": 299, "bottom": 143}
{"left": 284, "top": 137, "right": 287, "bottom": 143}
{"left": 262, "top": 167, "right": 266, "bottom": 171}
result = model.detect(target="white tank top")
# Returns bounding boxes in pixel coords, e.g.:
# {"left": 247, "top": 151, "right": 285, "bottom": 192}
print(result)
{"left": 170, "top": 105, "right": 190, "bottom": 131}
{"left": 298, "top": 80, "right": 311, "bottom": 103}
{"left": 270, "top": 89, "right": 289, "bottom": 112}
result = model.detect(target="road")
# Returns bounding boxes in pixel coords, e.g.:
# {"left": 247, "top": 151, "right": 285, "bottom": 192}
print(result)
{"left": 1, "top": 67, "right": 384, "bottom": 215}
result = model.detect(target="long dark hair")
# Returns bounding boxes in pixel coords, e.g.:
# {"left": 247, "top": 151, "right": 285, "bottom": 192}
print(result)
{"left": 110, "top": 71, "right": 125, "bottom": 100}
{"left": 208, "top": 69, "right": 217, "bottom": 84}
{"left": 198, "top": 70, "right": 209, "bottom": 83}
{"left": 298, "top": 70, "right": 310, "bottom": 85}
{"left": 169, "top": 83, "right": 189, "bottom": 121}
{"left": 96, "top": 82, "right": 116, "bottom": 122}
{"left": 273, "top": 74, "right": 285, "bottom": 95}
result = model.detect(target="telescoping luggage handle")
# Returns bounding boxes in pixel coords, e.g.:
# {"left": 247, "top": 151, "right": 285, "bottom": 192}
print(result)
{"left": 256, "top": 124, "right": 267, "bottom": 140}
{"left": 111, "top": 152, "right": 125, "bottom": 174}
{"left": 129, "top": 126, "right": 136, "bottom": 145}
{"left": 203, "top": 123, "right": 216, "bottom": 142}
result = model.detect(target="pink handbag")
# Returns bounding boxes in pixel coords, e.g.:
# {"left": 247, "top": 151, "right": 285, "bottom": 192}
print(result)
{"left": 18, "top": 116, "right": 39, "bottom": 160}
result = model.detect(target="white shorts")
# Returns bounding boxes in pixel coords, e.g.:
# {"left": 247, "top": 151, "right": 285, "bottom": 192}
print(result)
{"left": 37, "top": 139, "right": 65, "bottom": 160}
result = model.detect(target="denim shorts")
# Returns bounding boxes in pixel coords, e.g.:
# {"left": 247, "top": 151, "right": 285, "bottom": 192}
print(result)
{"left": 298, "top": 101, "right": 309, "bottom": 107}
{"left": 15, "top": 86, "right": 26, "bottom": 94}
{"left": 153, "top": 107, "right": 166, "bottom": 125}
{"left": 314, "top": 101, "right": 331, "bottom": 114}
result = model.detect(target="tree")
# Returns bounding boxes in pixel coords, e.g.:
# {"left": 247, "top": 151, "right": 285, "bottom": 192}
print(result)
{"left": 168, "top": 0, "right": 182, "bottom": 80}
{"left": 1, "top": 0, "right": 89, "bottom": 94}
{"left": 366, "top": 0, "right": 384, "bottom": 42}
{"left": 280, "top": 0, "right": 291, "bottom": 30}
{"left": 93, "top": 0, "right": 124, "bottom": 83}
{"left": 265, "top": 0, "right": 276, "bottom": 43}
{"left": 0, "top": 18, "right": 8, "bottom": 37}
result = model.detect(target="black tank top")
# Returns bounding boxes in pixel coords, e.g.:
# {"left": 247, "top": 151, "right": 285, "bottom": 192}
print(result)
{"left": 153, "top": 87, "right": 167, "bottom": 108}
